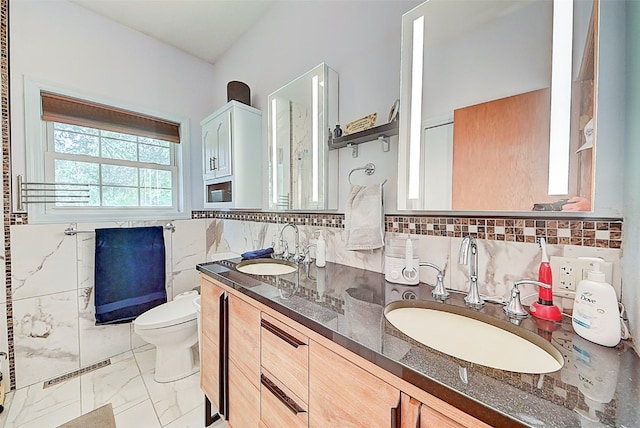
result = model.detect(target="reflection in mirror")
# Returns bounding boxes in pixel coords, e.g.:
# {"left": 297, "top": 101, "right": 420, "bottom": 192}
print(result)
{"left": 397, "top": 0, "right": 597, "bottom": 212}
{"left": 268, "top": 63, "right": 339, "bottom": 211}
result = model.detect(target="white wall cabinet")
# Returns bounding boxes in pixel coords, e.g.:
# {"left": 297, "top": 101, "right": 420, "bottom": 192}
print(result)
{"left": 201, "top": 101, "right": 262, "bottom": 209}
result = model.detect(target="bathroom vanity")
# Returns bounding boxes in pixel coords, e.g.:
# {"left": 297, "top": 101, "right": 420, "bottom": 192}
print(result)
{"left": 197, "top": 259, "right": 639, "bottom": 427}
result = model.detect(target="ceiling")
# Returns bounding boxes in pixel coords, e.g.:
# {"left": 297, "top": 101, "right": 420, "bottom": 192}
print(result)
{"left": 69, "top": 0, "right": 275, "bottom": 64}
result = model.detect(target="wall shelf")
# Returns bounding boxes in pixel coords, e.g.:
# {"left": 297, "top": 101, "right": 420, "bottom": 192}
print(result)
{"left": 328, "top": 121, "right": 398, "bottom": 157}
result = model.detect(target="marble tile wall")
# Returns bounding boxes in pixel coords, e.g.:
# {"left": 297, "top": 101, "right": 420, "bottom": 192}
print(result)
{"left": 9, "top": 219, "right": 212, "bottom": 389}
{"left": 3, "top": 214, "right": 625, "bottom": 392}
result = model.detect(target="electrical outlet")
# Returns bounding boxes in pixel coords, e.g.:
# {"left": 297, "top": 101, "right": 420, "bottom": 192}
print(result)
{"left": 550, "top": 256, "right": 579, "bottom": 294}
{"left": 550, "top": 256, "right": 613, "bottom": 298}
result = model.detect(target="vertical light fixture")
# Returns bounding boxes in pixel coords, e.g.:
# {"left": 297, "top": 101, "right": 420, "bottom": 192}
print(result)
{"left": 312, "top": 74, "right": 319, "bottom": 202}
{"left": 408, "top": 15, "right": 424, "bottom": 200}
{"left": 271, "top": 98, "right": 278, "bottom": 205}
{"left": 548, "top": 0, "right": 573, "bottom": 195}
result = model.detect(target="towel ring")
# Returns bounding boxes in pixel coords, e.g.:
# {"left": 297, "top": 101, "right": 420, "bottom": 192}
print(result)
{"left": 348, "top": 163, "right": 387, "bottom": 186}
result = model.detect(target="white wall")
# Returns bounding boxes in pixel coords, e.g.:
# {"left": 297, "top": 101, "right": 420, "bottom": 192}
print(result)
{"left": 421, "top": 1, "right": 552, "bottom": 118}
{"left": 9, "top": 0, "right": 218, "bottom": 212}
{"left": 624, "top": 1, "right": 639, "bottom": 348}
{"left": 210, "top": 0, "right": 422, "bottom": 212}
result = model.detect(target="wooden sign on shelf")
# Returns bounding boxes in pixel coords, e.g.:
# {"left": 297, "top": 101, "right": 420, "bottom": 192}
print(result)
{"left": 345, "top": 113, "right": 377, "bottom": 135}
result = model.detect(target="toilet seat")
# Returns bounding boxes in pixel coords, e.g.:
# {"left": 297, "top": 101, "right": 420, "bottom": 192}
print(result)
{"left": 134, "top": 297, "right": 197, "bottom": 331}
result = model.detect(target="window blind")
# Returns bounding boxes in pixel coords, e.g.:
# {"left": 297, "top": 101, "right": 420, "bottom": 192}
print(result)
{"left": 41, "top": 91, "right": 180, "bottom": 143}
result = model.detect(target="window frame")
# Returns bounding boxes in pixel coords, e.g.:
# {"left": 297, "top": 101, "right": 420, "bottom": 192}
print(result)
{"left": 23, "top": 78, "right": 191, "bottom": 223}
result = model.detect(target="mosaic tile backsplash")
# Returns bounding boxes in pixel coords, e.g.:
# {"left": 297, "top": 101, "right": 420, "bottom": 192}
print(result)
{"left": 193, "top": 211, "right": 623, "bottom": 249}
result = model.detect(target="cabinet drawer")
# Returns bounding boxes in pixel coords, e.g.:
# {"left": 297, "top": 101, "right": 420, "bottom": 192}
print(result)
{"left": 228, "top": 360, "right": 260, "bottom": 428}
{"left": 261, "top": 314, "right": 309, "bottom": 404}
{"left": 200, "top": 333, "right": 219, "bottom": 407}
{"left": 260, "top": 373, "right": 308, "bottom": 428}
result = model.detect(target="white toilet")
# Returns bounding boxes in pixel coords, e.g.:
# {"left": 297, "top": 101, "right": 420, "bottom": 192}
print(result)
{"left": 134, "top": 291, "right": 199, "bottom": 383}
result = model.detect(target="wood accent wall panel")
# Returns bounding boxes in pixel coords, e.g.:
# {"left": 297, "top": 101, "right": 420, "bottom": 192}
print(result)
{"left": 452, "top": 88, "right": 553, "bottom": 211}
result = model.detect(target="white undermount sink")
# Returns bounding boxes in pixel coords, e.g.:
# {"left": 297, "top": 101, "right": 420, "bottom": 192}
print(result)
{"left": 236, "top": 258, "right": 298, "bottom": 276}
{"left": 384, "top": 302, "right": 564, "bottom": 374}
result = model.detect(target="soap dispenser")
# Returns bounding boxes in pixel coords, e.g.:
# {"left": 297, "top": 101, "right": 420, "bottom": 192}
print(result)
{"left": 572, "top": 262, "right": 620, "bottom": 347}
{"left": 316, "top": 230, "right": 326, "bottom": 267}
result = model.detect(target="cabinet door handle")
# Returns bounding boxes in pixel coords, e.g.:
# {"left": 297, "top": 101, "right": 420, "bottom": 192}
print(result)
{"left": 212, "top": 156, "right": 217, "bottom": 170}
{"left": 261, "top": 374, "right": 306, "bottom": 415}
{"left": 261, "top": 319, "right": 306, "bottom": 348}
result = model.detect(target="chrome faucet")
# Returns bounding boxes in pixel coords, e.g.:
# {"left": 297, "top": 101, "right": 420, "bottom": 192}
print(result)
{"left": 280, "top": 223, "right": 301, "bottom": 263}
{"left": 458, "top": 236, "right": 484, "bottom": 308}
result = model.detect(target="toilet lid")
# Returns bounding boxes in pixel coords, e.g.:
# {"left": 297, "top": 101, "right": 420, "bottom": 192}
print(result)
{"left": 134, "top": 296, "right": 197, "bottom": 330}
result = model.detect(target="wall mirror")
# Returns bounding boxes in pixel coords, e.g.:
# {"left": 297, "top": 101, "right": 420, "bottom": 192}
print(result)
{"left": 268, "top": 63, "right": 339, "bottom": 211}
{"left": 397, "top": 0, "right": 597, "bottom": 212}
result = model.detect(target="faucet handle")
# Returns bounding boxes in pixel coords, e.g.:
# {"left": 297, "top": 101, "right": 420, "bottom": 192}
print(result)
{"left": 282, "top": 242, "right": 290, "bottom": 260}
{"left": 419, "top": 262, "right": 449, "bottom": 300}
{"left": 303, "top": 244, "right": 316, "bottom": 265}
{"left": 504, "top": 281, "right": 530, "bottom": 319}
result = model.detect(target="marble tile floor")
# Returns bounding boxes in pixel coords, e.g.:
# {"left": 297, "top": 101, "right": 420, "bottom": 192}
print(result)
{"left": 0, "top": 344, "right": 228, "bottom": 428}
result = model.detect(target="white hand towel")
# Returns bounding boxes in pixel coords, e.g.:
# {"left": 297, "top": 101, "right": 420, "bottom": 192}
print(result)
{"left": 345, "top": 183, "right": 384, "bottom": 251}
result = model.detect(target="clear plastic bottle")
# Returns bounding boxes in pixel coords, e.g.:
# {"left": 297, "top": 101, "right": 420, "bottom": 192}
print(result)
{"left": 316, "top": 231, "right": 326, "bottom": 267}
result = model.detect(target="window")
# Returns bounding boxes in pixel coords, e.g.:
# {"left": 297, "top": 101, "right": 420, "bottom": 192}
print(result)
{"left": 23, "top": 80, "right": 190, "bottom": 223}
{"left": 48, "top": 122, "right": 175, "bottom": 208}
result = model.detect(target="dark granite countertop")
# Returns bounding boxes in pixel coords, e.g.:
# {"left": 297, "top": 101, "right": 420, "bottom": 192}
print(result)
{"left": 197, "top": 259, "right": 639, "bottom": 428}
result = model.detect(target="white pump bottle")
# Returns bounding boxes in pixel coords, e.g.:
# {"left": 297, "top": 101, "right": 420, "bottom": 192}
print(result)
{"left": 572, "top": 262, "right": 620, "bottom": 347}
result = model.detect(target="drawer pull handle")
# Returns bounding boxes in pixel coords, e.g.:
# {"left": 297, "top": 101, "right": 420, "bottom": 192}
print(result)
{"left": 261, "top": 374, "right": 306, "bottom": 415}
{"left": 261, "top": 319, "right": 306, "bottom": 348}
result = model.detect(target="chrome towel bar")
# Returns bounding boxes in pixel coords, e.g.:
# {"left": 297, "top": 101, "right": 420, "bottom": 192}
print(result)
{"left": 64, "top": 223, "right": 175, "bottom": 236}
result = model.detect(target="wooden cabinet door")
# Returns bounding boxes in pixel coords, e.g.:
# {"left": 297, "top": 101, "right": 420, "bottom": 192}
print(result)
{"left": 228, "top": 293, "right": 261, "bottom": 385}
{"left": 419, "top": 404, "right": 465, "bottom": 428}
{"left": 400, "top": 392, "right": 421, "bottom": 428}
{"left": 308, "top": 341, "right": 400, "bottom": 428}
{"left": 452, "top": 88, "right": 554, "bottom": 210}
{"left": 227, "top": 293, "right": 260, "bottom": 427}
{"left": 202, "top": 108, "right": 232, "bottom": 180}
{"left": 214, "top": 109, "right": 232, "bottom": 178}
{"left": 228, "top": 360, "right": 260, "bottom": 428}
{"left": 200, "top": 277, "right": 224, "bottom": 406}
{"left": 400, "top": 391, "right": 486, "bottom": 428}
{"left": 200, "top": 334, "right": 219, "bottom": 409}
{"left": 202, "top": 118, "right": 218, "bottom": 181}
